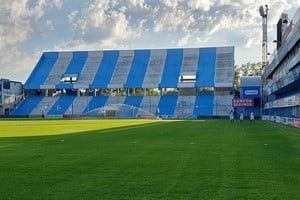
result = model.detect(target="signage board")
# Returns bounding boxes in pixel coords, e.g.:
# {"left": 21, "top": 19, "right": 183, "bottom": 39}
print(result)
{"left": 232, "top": 98, "right": 254, "bottom": 107}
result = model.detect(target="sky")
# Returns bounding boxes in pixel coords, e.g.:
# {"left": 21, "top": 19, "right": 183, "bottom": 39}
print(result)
{"left": 0, "top": 0, "right": 299, "bottom": 83}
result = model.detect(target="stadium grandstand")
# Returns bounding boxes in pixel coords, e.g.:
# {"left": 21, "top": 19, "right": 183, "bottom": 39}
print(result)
{"left": 10, "top": 47, "right": 234, "bottom": 119}
{"left": 262, "top": 7, "right": 300, "bottom": 128}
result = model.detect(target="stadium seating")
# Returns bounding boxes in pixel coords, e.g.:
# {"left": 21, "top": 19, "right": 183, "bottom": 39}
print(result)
{"left": 105, "top": 96, "right": 126, "bottom": 106}
{"left": 64, "top": 52, "right": 88, "bottom": 75}
{"left": 174, "top": 96, "right": 196, "bottom": 118}
{"left": 124, "top": 96, "right": 144, "bottom": 108}
{"left": 75, "top": 51, "right": 103, "bottom": 88}
{"left": 42, "top": 52, "right": 73, "bottom": 88}
{"left": 64, "top": 96, "right": 92, "bottom": 115}
{"left": 213, "top": 95, "right": 233, "bottom": 116}
{"left": 90, "top": 51, "right": 119, "bottom": 88}
{"left": 25, "top": 52, "right": 58, "bottom": 89}
{"left": 11, "top": 96, "right": 44, "bottom": 116}
{"left": 196, "top": 48, "right": 216, "bottom": 87}
{"left": 142, "top": 49, "right": 165, "bottom": 88}
{"left": 139, "top": 96, "right": 160, "bottom": 115}
{"left": 180, "top": 48, "right": 199, "bottom": 75}
{"left": 157, "top": 95, "right": 178, "bottom": 117}
{"left": 193, "top": 93, "right": 214, "bottom": 117}
{"left": 159, "top": 49, "right": 183, "bottom": 88}
{"left": 15, "top": 47, "right": 235, "bottom": 118}
{"left": 47, "top": 96, "right": 76, "bottom": 116}
{"left": 30, "top": 96, "right": 59, "bottom": 116}
{"left": 214, "top": 47, "right": 235, "bottom": 87}
{"left": 108, "top": 50, "right": 134, "bottom": 88}
{"left": 84, "top": 96, "right": 108, "bottom": 113}
{"left": 125, "top": 50, "right": 150, "bottom": 88}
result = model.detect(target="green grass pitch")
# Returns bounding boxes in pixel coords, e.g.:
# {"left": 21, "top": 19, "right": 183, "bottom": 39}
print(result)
{"left": 0, "top": 119, "right": 299, "bottom": 200}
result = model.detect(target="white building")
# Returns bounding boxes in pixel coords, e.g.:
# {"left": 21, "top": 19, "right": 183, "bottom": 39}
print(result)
{"left": 0, "top": 79, "right": 23, "bottom": 116}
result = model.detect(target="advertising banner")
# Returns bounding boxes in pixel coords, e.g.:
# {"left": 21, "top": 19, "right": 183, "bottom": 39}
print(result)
{"left": 232, "top": 98, "right": 254, "bottom": 107}
{"left": 296, "top": 93, "right": 300, "bottom": 105}
{"left": 292, "top": 118, "right": 300, "bottom": 128}
{"left": 240, "top": 86, "right": 260, "bottom": 98}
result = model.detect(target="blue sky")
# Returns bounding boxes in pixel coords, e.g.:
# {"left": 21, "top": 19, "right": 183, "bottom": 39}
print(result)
{"left": 0, "top": 0, "right": 299, "bottom": 82}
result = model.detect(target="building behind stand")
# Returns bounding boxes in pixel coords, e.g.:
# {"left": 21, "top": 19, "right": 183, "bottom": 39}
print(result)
{"left": 0, "top": 79, "right": 23, "bottom": 116}
{"left": 262, "top": 7, "right": 300, "bottom": 128}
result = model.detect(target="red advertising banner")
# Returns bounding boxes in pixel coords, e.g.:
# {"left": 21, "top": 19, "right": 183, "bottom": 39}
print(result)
{"left": 296, "top": 94, "right": 300, "bottom": 106}
{"left": 232, "top": 98, "right": 254, "bottom": 107}
{"left": 292, "top": 118, "right": 300, "bottom": 128}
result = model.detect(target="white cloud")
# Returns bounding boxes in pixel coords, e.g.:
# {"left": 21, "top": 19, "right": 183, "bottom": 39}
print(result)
{"left": 177, "top": 34, "right": 191, "bottom": 46}
{"left": 128, "top": 0, "right": 145, "bottom": 8}
{"left": 0, "top": 47, "right": 38, "bottom": 82}
{"left": 46, "top": 20, "right": 54, "bottom": 31}
{"left": 187, "top": 0, "right": 213, "bottom": 11}
{"left": 153, "top": 8, "right": 186, "bottom": 32}
{"left": 0, "top": 0, "right": 51, "bottom": 50}
{"left": 0, "top": 0, "right": 59, "bottom": 81}
{"left": 53, "top": 38, "right": 129, "bottom": 51}
{"left": 53, "top": 0, "right": 63, "bottom": 8}
{"left": 108, "top": 11, "right": 134, "bottom": 38}
{"left": 84, "top": 0, "right": 108, "bottom": 27}
{"left": 245, "top": 37, "right": 259, "bottom": 48}
{"left": 68, "top": 10, "right": 78, "bottom": 23}
{"left": 67, "top": 0, "right": 145, "bottom": 49}
{"left": 162, "top": 0, "right": 178, "bottom": 9}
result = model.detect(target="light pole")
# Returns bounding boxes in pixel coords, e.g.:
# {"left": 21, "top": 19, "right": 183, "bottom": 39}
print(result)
{"left": 259, "top": 4, "right": 269, "bottom": 119}
{"left": 259, "top": 5, "right": 269, "bottom": 70}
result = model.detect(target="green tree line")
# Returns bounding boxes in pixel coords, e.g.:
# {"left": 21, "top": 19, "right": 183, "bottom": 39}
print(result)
{"left": 234, "top": 62, "right": 263, "bottom": 92}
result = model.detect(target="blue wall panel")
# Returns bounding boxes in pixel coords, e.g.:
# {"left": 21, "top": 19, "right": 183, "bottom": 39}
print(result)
{"left": 125, "top": 50, "right": 150, "bottom": 88}
{"left": 196, "top": 48, "right": 216, "bottom": 87}
{"left": 159, "top": 49, "right": 183, "bottom": 88}
{"left": 90, "top": 51, "right": 119, "bottom": 88}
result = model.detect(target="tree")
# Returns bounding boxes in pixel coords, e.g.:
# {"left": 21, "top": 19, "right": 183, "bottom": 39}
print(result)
{"left": 234, "top": 62, "right": 263, "bottom": 92}
{"left": 240, "top": 62, "right": 263, "bottom": 76}
{"left": 234, "top": 65, "right": 241, "bottom": 92}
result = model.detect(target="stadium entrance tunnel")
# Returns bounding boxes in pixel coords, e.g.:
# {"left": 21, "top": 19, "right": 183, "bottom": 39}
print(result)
{"left": 84, "top": 104, "right": 160, "bottom": 119}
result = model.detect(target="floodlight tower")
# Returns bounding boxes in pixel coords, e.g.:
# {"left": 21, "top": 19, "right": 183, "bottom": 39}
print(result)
{"left": 259, "top": 5, "right": 269, "bottom": 69}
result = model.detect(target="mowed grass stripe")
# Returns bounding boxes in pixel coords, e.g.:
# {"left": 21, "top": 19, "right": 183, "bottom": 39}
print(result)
{"left": 0, "top": 119, "right": 299, "bottom": 200}
{"left": 0, "top": 119, "right": 162, "bottom": 137}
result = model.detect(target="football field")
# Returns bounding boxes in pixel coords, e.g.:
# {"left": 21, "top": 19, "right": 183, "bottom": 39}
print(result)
{"left": 0, "top": 119, "right": 299, "bottom": 200}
